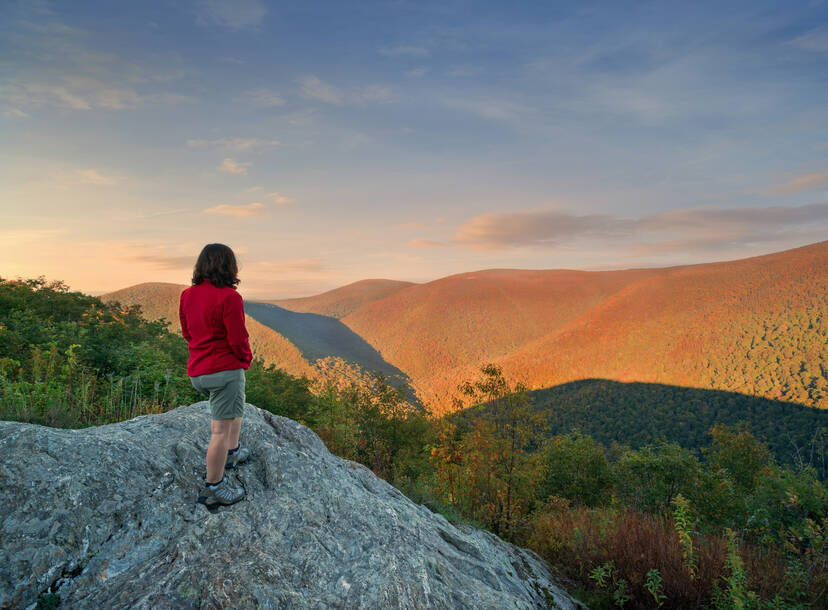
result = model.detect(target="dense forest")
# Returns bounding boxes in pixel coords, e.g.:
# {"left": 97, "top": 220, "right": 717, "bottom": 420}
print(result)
{"left": 2, "top": 276, "right": 825, "bottom": 608}
{"left": 456, "top": 379, "right": 827, "bottom": 477}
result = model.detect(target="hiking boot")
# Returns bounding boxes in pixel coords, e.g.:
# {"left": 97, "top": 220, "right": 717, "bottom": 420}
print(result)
{"left": 225, "top": 442, "right": 250, "bottom": 469}
{"left": 197, "top": 475, "right": 245, "bottom": 507}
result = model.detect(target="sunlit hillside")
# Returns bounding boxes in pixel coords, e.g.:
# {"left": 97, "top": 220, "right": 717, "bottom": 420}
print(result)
{"left": 102, "top": 282, "right": 187, "bottom": 328}
{"left": 103, "top": 241, "right": 828, "bottom": 415}
{"left": 267, "top": 279, "right": 417, "bottom": 319}
{"left": 340, "top": 241, "right": 827, "bottom": 413}
{"left": 494, "top": 240, "right": 828, "bottom": 412}
{"left": 340, "top": 267, "right": 659, "bottom": 410}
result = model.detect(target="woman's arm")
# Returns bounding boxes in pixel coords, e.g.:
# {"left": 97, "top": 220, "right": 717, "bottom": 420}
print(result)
{"left": 222, "top": 291, "right": 253, "bottom": 365}
{"left": 179, "top": 294, "right": 192, "bottom": 343}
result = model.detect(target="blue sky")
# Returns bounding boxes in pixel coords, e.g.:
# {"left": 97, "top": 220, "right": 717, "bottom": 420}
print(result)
{"left": 2, "top": 0, "right": 827, "bottom": 298}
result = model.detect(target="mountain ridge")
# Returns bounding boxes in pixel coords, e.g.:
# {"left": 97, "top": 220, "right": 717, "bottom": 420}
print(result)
{"left": 103, "top": 240, "right": 828, "bottom": 413}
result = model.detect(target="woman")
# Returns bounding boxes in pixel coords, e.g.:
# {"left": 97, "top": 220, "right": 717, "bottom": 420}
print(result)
{"left": 179, "top": 243, "right": 253, "bottom": 507}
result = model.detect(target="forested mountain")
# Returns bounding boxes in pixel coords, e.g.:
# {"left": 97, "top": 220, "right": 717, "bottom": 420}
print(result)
{"left": 104, "top": 241, "right": 827, "bottom": 415}
{"left": 267, "top": 278, "right": 417, "bottom": 318}
{"left": 340, "top": 267, "right": 658, "bottom": 411}
{"left": 340, "top": 241, "right": 828, "bottom": 413}
{"left": 243, "top": 301, "right": 421, "bottom": 406}
{"left": 494, "top": 240, "right": 827, "bottom": 413}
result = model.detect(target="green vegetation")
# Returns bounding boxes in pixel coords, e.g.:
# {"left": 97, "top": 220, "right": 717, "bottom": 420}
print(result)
{"left": 0, "top": 276, "right": 320, "bottom": 427}
{"left": 0, "top": 277, "right": 199, "bottom": 426}
{"left": 3, "top": 276, "right": 826, "bottom": 607}
{"left": 439, "top": 368, "right": 828, "bottom": 608}
{"left": 515, "top": 379, "right": 827, "bottom": 477}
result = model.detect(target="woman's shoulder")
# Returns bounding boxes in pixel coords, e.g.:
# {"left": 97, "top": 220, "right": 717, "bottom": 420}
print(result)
{"left": 184, "top": 280, "right": 240, "bottom": 299}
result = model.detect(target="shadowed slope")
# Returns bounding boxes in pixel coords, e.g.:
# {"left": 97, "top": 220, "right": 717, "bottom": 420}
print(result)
{"left": 454, "top": 379, "right": 828, "bottom": 477}
{"left": 244, "top": 301, "right": 421, "bottom": 406}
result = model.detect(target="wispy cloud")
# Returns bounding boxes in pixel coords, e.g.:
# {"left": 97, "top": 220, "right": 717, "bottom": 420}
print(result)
{"left": 3, "top": 77, "right": 139, "bottom": 111}
{"left": 440, "top": 96, "right": 532, "bottom": 122}
{"left": 627, "top": 227, "right": 828, "bottom": 257}
{"left": 2, "top": 76, "right": 194, "bottom": 112}
{"left": 790, "top": 27, "right": 828, "bottom": 52}
{"left": 0, "top": 228, "right": 69, "bottom": 247}
{"left": 247, "top": 257, "right": 328, "bottom": 274}
{"left": 432, "top": 202, "right": 828, "bottom": 254}
{"left": 188, "top": 138, "right": 280, "bottom": 152}
{"left": 75, "top": 169, "right": 119, "bottom": 185}
{"left": 129, "top": 253, "right": 195, "bottom": 269}
{"left": 218, "top": 158, "right": 251, "bottom": 175}
{"left": 379, "top": 45, "right": 429, "bottom": 57}
{"left": 453, "top": 209, "right": 624, "bottom": 250}
{"left": 3, "top": 108, "right": 29, "bottom": 118}
{"left": 84, "top": 241, "right": 200, "bottom": 271}
{"left": 48, "top": 168, "right": 122, "bottom": 188}
{"left": 195, "top": 0, "right": 266, "bottom": 28}
{"left": 123, "top": 208, "right": 192, "bottom": 221}
{"left": 2, "top": 9, "right": 194, "bottom": 118}
{"left": 299, "top": 75, "right": 343, "bottom": 105}
{"left": 355, "top": 84, "right": 394, "bottom": 104}
{"left": 299, "top": 75, "right": 395, "bottom": 105}
{"left": 241, "top": 88, "right": 285, "bottom": 107}
{"left": 405, "top": 67, "right": 430, "bottom": 78}
{"left": 203, "top": 202, "right": 267, "bottom": 216}
{"left": 640, "top": 202, "right": 828, "bottom": 230}
{"left": 265, "top": 192, "right": 292, "bottom": 205}
{"left": 765, "top": 171, "right": 828, "bottom": 196}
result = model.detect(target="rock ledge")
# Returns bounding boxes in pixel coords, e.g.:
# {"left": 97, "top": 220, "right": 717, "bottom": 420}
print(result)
{"left": 0, "top": 402, "right": 582, "bottom": 609}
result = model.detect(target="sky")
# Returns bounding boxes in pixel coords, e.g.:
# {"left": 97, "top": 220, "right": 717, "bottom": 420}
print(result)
{"left": 2, "top": 0, "right": 828, "bottom": 299}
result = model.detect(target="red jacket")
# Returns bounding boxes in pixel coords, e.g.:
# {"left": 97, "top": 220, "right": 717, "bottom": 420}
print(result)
{"left": 178, "top": 279, "right": 253, "bottom": 377}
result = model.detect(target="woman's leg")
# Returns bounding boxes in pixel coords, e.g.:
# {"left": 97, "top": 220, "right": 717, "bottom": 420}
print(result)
{"left": 206, "top": 418, "right": 234, "bottom": 483}
{"left": 228, "top": 417, "right": 242, "bottom": 450}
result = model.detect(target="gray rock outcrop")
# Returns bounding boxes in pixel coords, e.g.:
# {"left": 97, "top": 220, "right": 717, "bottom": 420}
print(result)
{"left": 0, "top": 402, "right": 582, "bottom": 609}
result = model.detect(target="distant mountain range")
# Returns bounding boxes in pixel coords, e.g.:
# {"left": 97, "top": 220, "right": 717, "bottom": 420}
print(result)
{"left": 267, "top": 279, "right": 417, "bottom": 319}
{"left": 103, "top": 240, "right": 828, "bottom": 415}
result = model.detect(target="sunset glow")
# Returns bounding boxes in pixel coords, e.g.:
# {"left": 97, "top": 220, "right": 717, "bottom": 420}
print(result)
{"left": 3, "top": 1, "right": 828, "bottom": 298}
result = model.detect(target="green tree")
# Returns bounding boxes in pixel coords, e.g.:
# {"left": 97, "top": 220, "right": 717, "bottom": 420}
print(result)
{"left": 534, "top": 431, "right": 613, "bottom": 507}
{"left": 614, "top": 442, "right": 702, "bottom": 515}
{"left": 449, "top": 363, "right": 545, "bottom": 540}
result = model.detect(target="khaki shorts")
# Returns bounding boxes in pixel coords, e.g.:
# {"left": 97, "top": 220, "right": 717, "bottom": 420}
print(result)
{"left": 190, "top": 368, "right": 246, "bottom": 420}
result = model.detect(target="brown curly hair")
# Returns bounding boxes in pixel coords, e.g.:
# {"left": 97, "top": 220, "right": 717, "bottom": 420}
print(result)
{"left": 191, "top": 243, "right": 240, "bottom": 288}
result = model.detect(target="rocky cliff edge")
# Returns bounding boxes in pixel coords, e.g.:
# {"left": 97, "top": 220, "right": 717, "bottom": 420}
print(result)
{"left": 0, "top": 402, "right": 582, "bottom": 609}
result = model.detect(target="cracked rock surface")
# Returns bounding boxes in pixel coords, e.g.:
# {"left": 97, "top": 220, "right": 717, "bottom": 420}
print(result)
{"left": 0, "top": 402, "right": 582, "bottom": 609}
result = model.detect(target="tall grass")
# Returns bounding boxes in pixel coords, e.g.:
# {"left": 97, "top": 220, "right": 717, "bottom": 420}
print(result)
{"left": 0, "top": 344, "right": 179, "bottom": 428}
